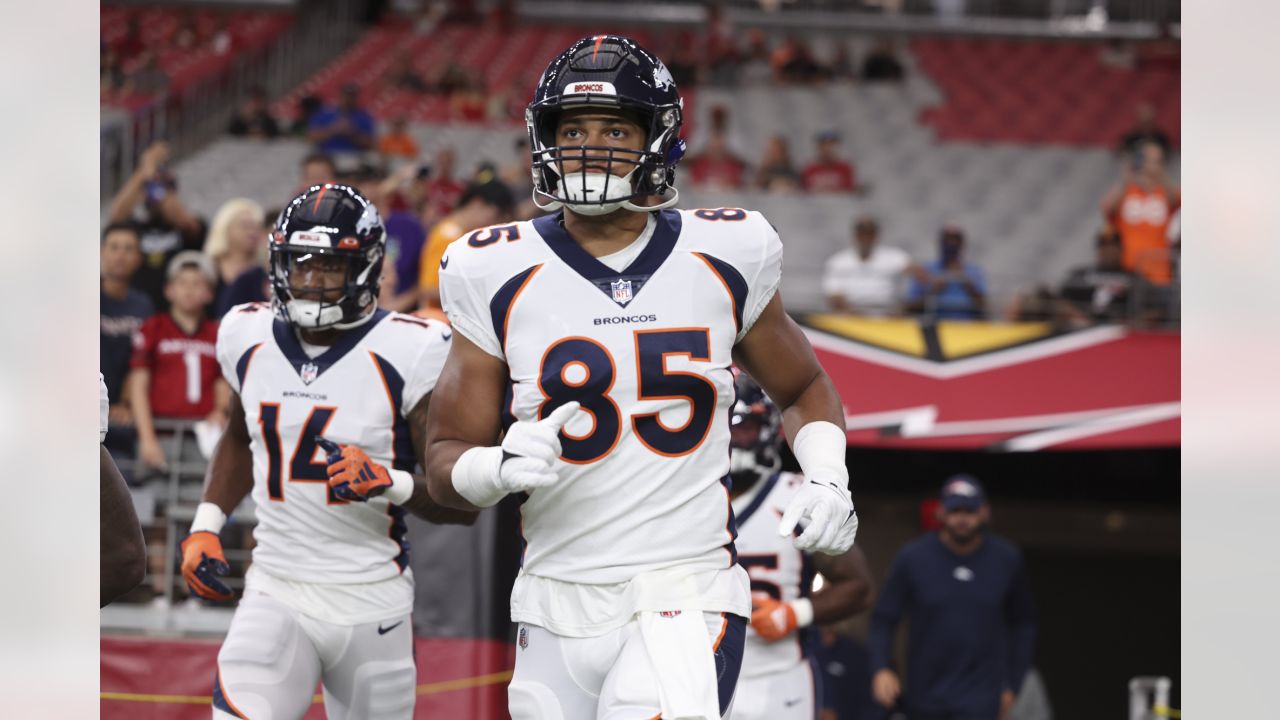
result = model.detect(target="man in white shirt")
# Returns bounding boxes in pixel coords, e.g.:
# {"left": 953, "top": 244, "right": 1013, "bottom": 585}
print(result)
{"left": 822, "top": 217, "right": 918, "bottom": 316}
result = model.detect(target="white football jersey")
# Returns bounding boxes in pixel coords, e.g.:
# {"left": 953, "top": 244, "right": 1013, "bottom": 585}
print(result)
{"left": 732, "top": 471, "right": 817, "bottom": 678}
{"left": 440, "top": 208, "right": 782, "bottom": 591}
{"left": 215, "top": 303, "right": 451, "bottom": 585}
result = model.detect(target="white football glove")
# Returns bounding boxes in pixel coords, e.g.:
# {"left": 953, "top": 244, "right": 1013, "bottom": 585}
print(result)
{"left": 452, "top": 402, "right": 582, "bottom": 507}
{"left": 498, "top": 402, "right": 581, "bottom": 493}
{"left": 778, "top": 473, "right": 859, "bottom": 555}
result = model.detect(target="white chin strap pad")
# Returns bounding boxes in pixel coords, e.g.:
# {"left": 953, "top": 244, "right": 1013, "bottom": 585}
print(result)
{"left": 555, "top": 168, "right": 636, "bottom": 216}
{"left": 286, "top": 299, "right": 344, "bottom": 329}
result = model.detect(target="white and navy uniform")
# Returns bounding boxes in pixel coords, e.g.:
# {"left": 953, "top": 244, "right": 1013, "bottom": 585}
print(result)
{"left": 731, "top": 472, "right": 821, "bottom": 720}
{"left": 440, "top": 208, "right": 783, "bottom": 718}
{"left": 210, "top": 303, "right": 451, "bottom": 720}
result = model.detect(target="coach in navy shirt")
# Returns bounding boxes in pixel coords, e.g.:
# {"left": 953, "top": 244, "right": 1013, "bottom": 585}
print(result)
{"left": 868, "top": 475, "right": 1036, "bottom": 720}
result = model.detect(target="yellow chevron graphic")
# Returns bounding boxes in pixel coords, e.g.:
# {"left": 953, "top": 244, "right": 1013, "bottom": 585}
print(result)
{"left": 804, "top": 314, "right": 1053, "bottom": 360}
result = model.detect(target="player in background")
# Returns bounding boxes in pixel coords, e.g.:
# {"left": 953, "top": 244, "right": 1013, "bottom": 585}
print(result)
{"left": 425, "top": 35, "right": 860, "bottom": 720}
{"left": 181, "top": 184, "right": 474, "bottom": 719}
{"left": 727, "top": 372, "right": 873, "bottom": 720}
{"left": 101, "top": 372, "right": 146, "bottom": 606}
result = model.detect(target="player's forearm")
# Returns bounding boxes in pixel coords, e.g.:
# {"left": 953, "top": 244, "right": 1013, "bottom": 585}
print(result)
{"left": 100, "top": 447, "right": 146, "bottom": 606}
{"left": 127, "top": 372, "right": 158, "bottom": 443}
{"left": 107, "top": 170, "right": 147, "bottom": 222}
{"left": 403, "top": 473, "right": 479, "bottom": 524}
{"left": 810, "top": 578, "right": 873, "bottom": 624}
{"left": 202, "top": 430, "right": 254, "bottom": 515}
{"left": 425, "top": 439, "right": 489, "bottom": 512}
{"left": 780, "top": 370, "right": 846, "bottom": 444}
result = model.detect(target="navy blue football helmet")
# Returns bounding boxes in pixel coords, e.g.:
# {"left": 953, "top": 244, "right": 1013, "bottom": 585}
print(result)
{"left": 269, "top": 184, "right": 385, "bottom": 330}
{"left": 526, "top": 34, "right": 685, "bottom": 215}
{"left": 729, "top": 369, "right": 783, "bottom": 490}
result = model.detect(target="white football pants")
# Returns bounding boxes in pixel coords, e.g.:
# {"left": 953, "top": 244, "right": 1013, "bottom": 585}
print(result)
{"left": 508, "top": 611, "right": 746, "bottom": 720}
{"left": 730, "top": 659, "right": 818, "bottom": 720}
{"left": 211, "top": 589, "right": 416, "bottom": 719}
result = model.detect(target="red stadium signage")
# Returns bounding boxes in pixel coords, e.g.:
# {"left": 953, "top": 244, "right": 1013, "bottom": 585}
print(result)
{"left": 801, "top": 317, "right": 1179, "bottom": 451}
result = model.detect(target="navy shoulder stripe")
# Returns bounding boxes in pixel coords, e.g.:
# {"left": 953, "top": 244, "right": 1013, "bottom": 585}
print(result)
{"left": 489, "top": 265, "right": 542, "bottom": 351}
{"left": 370, "top": 352, "right": 416, "bottom": 472}
{"left": 693, "top": 252, "right": 748, "bottom": 333}
{"left": 235, "top": 343, "right": 263, "bottom": 389}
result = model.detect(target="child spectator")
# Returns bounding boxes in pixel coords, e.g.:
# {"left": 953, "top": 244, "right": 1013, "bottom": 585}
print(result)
{"left": 127, "top": 252, "right": 227, "bottom": 471}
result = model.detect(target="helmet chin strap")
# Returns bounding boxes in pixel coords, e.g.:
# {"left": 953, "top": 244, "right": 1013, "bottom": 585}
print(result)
{"left": 620, "top": 186, "right": 679, "bottom": 212}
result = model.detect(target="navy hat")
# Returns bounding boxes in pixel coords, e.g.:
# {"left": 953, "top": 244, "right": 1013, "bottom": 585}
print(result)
{"left": 940, "top": 474, "right": 986, "bottom": 511}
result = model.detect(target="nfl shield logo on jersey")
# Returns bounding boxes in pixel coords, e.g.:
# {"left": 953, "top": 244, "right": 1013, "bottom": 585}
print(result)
{"left": 518, "top": 626, "right": 529, "bottom": 650}
{"left": 300, "top": 362, "right": 319, "bottom": 385}
{"left": 610, "top": 278, "right": 633, "bottom": 304}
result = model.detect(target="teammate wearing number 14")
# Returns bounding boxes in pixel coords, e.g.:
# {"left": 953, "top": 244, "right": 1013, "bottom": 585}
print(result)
{"left": 180, "top": 184, "right": 474, "bottom": 719}
{"left": 425, "top": 36, "right": 861, "bottom": 720}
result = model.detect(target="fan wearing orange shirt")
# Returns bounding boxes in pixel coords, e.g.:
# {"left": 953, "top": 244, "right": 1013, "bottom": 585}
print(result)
{"left": 1100, "top": 141, "right": 1180, "bottom": 284}
{"left": 416, "top": 179, "right": 515, "bottom": 309}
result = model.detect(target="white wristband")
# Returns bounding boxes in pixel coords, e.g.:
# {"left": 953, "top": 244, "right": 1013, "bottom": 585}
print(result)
{"left": 385, "top": 469, "right": 415, "bottom": 505}
{"left": 792, "top": 421, "right": 850, "bottom": 486}
{"left": 451, "top": 445, "right": 506, "bottom": 508}
{"left": 791, "top": 597, "right": 815, "bottom": 628}
{"left": 190, "top": 502, "right": 227, "bottom": 535}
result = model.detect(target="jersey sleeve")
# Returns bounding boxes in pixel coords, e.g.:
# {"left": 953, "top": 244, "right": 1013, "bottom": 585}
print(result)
{"left": 740, "top": 215, "right": 784, "bottom": 339}
{"left": 438, "top": 248, "right": 504, "bottom": 360}
{"left": 215, "top": 303, "right": 268, "bottom": 394}
{"left": 99, "top": 373, "right": 110, "bottom": 443}
{"left": 401, "top": 321, "right": 452, "bottom": 415}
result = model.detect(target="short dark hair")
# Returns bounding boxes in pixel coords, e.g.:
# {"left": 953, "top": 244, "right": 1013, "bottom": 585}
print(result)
{"left": 301, "top": 152, "right": 335, "bottom": 172}
{"left": 854, "top": 217, "right": 878, "bottom": 236}
{"left": 457, "top": 180, "right": 515, "bottom": 213}
{"left": 101, "top": 221, "right": 141, "bottom": 246}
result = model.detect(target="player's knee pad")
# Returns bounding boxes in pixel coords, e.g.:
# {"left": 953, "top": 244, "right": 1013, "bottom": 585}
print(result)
{"left": 508, "top": 680, "right": 566, "bottom": 720}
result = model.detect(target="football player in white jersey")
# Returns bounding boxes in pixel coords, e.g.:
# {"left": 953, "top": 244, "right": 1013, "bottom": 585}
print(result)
{"left": 424, "top": 36, "right": 861, "bottom": 720}
{"left": 726, "top": 372, "right": 873, "bottom": 720}
{"left": 181, "top": 184, "right": 474, "bottom": 719}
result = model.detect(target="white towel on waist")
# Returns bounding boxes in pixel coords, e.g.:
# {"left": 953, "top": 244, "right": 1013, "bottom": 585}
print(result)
{"left": 637, "top": 609, "right": 721, "bottom": 720}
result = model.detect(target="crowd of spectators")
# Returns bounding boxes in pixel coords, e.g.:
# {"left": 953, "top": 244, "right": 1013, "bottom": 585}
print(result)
{"left": 686, "top": 106, "right": 867, "bottom": 195}
{"left": 658, "top": 21, "right": 909, "bottom": 91}
{"left": 101, "top": 8, "right": 253, "bottom": 107}
{"left": 100, "top": 119, "right": 535, "bottom": 479}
